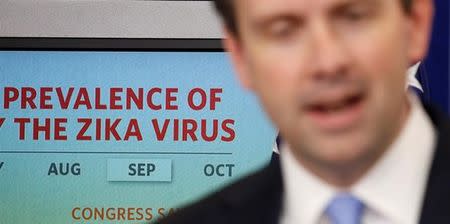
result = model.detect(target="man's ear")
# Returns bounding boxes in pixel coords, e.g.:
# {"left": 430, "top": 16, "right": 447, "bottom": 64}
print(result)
{"left": 222, "top": 28, "right": 254, "bottom": 90}
{"left": 407, "top": 0, "right": 434, "bottom": 64}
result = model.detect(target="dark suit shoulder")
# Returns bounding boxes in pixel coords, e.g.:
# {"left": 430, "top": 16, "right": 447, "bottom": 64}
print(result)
{"left": 420, "top": 104, "right": 450, "bottom": 223}
{"left": 157, "top": 160, "right": 283, "bottom": 224}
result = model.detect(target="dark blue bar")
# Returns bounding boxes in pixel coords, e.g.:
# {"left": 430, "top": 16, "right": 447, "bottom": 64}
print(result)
{"left": 425, "top": 0, "right": 449, "bottom": 114}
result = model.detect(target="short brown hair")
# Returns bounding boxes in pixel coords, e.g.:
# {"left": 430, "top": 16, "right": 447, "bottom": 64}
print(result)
{"left": 213, "top": 0, "right": 413, "bottom": 34}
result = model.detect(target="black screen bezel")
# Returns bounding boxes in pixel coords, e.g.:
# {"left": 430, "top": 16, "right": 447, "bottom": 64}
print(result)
{"left": 0, "top": 37, "right": 223, "bottom": 52}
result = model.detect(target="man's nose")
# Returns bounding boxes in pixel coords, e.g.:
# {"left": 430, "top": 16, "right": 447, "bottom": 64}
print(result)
{"left": 308, "top": 22, "right": 350, "bottom": 81}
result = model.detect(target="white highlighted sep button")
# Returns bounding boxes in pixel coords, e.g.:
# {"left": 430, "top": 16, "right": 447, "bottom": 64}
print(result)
{"left": 107, "top": 159, "right": 172, "bottom": 182}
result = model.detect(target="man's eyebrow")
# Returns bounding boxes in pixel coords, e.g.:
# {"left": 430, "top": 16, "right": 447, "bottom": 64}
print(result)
{"left": 250, "top": 14, "right": 303, "bottom": 31}
{"left": 329, "top": 0, "right": 379, "bottom": 14}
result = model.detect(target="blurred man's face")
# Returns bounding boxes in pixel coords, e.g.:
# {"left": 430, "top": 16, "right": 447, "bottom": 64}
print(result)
{"left": 225, "top": 0, "right": 431, "bottom": 172}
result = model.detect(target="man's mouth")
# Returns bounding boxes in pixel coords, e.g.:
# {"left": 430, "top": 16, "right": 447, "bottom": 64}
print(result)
{"left": 304, "top": 90, "right": 366, "bottom": 132}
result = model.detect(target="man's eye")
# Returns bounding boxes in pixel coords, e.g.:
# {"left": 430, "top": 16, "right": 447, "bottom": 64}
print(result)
{"left": 267, "top": 21, "right": 297, "bottom": 39}
{"left": 342, "top": 9, "right": 370, "bottom": 22}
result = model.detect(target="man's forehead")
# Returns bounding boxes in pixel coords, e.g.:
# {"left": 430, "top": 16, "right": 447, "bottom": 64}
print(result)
{"left": 235, "top": 0, "right": 374, "bottom": 18}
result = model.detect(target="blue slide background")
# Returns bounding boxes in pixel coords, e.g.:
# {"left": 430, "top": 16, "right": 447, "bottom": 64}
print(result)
{"left": 0, "top": 51, "right": 276, "bottom": 223}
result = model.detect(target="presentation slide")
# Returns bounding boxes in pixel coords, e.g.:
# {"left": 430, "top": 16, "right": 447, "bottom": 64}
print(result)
{"left": 0, "top": 51, "right": 276, "bottom": 223}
